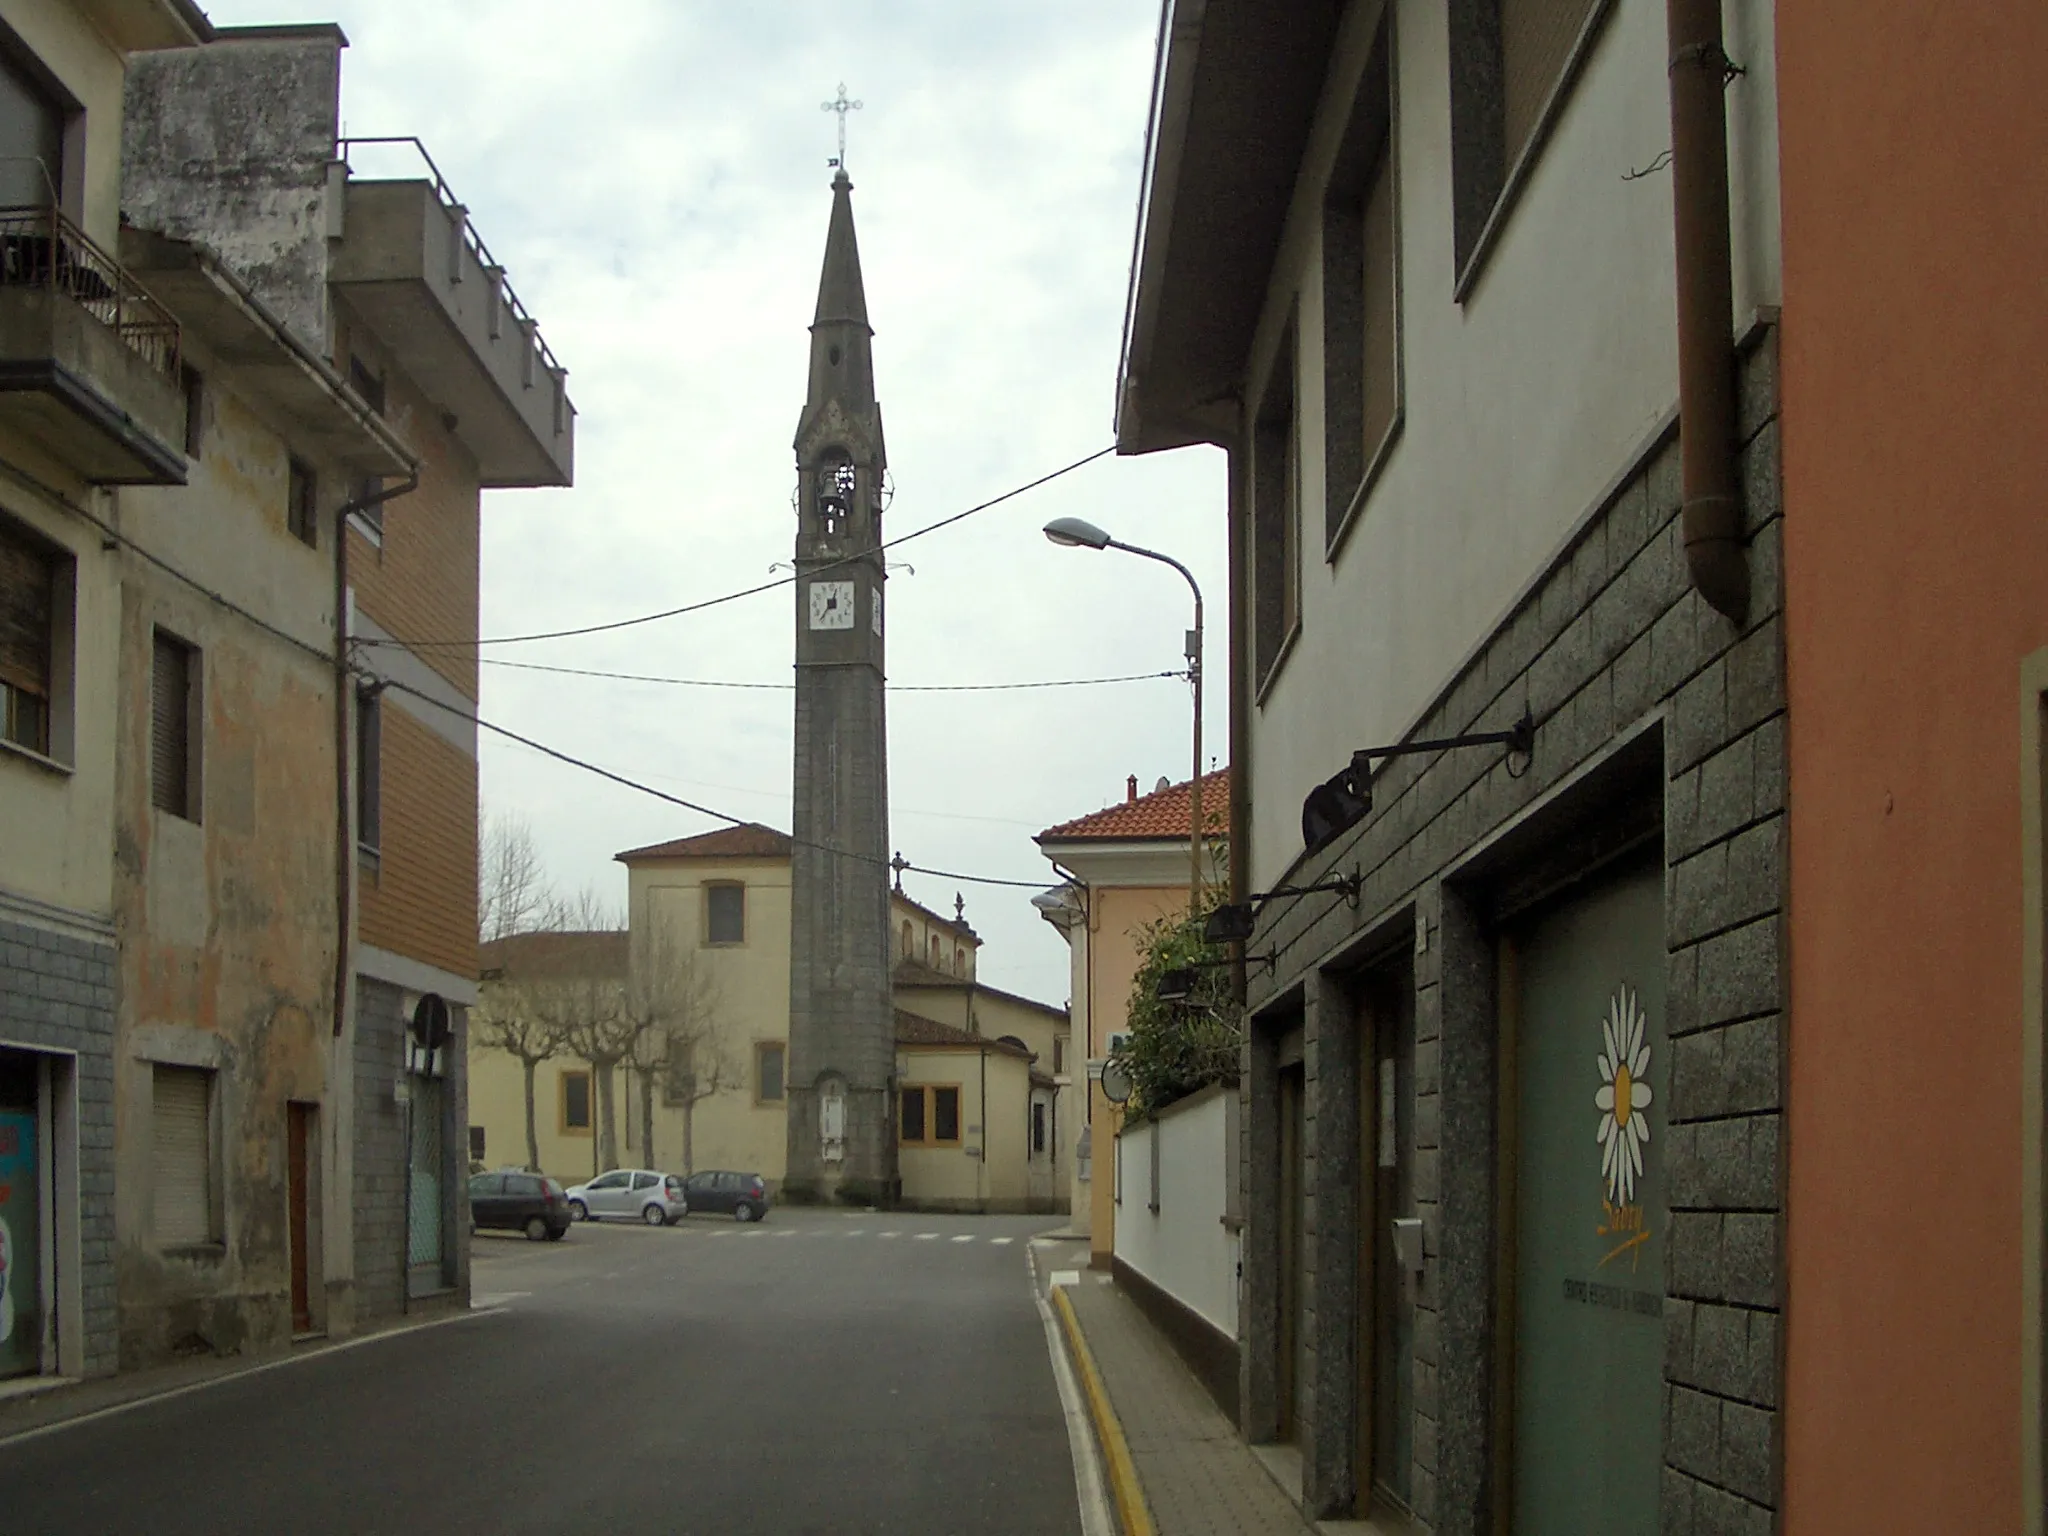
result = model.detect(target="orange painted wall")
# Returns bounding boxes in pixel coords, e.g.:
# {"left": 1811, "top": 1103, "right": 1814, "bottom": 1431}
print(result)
{"left": 1777, "top": 5, "right": 2048, "bottom": 1529}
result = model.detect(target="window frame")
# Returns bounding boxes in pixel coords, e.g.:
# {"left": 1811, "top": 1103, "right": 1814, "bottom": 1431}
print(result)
{"left": 754, "top": 1041, "right": 787, "bottom": 1106}
{"left": 355, "top": 684, "right": 381, "bottom": 860}
{"left": 899, "top": 1083, "right": 964, "bottom": 1149}
{"left": 704, "top": 881, "right": 746, "bottom": 947}
{"left": 150, "top": 1062, "right": 222, "bottom": 1252}
{"left": 558, "top": 1068, "right": 593, "bottom": 1136}
{"left": 1251, "top": 316, "right": 1302, "bottom": 703}
{"left": 286, "top": 457, "right": 318, "bottom": 547}
{"left": 0, "top": 509, "right": 65, "bottom": 763}
{"left": 1447, "top": 0, "right": 1617, "bottom": 300}
{"left": 150, "top": 626, "right": 202, "bottom": 822}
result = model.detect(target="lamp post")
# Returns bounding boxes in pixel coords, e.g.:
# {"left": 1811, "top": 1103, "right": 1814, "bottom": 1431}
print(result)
{"left": 1044, "top": 516, "right": 1205, "bottom": 916}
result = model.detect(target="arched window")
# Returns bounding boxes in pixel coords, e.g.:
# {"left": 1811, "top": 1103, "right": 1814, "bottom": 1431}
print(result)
{"left": 818, "top": 448, "right": 855, "bottom": 535}
{"left": 953, "top": 946, "right": 965, "bottom": 977}
{"left": 900, "top": 920, "right": 913, "bottom": 959}
{"left": 928, "top": 934, "right": 941, "bottom": 968}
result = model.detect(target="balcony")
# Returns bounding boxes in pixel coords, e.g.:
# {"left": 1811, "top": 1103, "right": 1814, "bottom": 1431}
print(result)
{"left": 329, "top": 140, "right": 575, "bottom": 490}
{"left": 0, "top": 205, "right": 187, "bottom": 484}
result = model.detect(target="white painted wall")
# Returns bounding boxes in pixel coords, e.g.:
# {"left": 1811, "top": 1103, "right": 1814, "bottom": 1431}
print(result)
{"left": 1113, "top": 1084, "right": 1238, "bottom": 1339}
{"left": 1243, "top": 0, "right": 1781, "bottom": 888}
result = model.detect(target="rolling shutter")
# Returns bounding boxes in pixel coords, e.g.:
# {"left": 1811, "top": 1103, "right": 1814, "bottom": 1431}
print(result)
{"left": 151, "top": 633, "right": 190, "bottom": 817}
{"left": 152, "top": 1066, "right": 212, "bottom": 1246}
{"left": 1502, "top": 0, "right": 1600, "bottom": 168}
{"left": 0, "top": 523, "right": 52, "bottom": 700}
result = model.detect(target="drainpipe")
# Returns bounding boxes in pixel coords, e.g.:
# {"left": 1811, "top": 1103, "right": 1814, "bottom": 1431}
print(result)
{"left": 330, "top": 470, "right": 421, "bottom": 1042}
{"left": 1666, "top": 0, "right": 1748, "bottom": 621}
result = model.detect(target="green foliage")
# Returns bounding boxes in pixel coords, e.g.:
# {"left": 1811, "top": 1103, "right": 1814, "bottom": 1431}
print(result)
{"left": 1111, "top": 885, "right": 1243, "bottom": 1122}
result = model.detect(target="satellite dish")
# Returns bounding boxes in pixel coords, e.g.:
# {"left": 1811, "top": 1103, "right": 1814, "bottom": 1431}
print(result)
{"left": 1101, "top": 1059, "right": 1133, "bottom": 1105}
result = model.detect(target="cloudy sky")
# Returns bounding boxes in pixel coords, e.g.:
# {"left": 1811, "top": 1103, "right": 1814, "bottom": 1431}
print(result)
{"left": 202, "top": 0, "right": 1227, "bottom": 1004}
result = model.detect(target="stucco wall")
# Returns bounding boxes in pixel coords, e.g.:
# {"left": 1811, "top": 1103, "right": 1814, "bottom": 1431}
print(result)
{"left": 1241, "top": 0, "right": 1781, "bottom": 891}
{"left": 1113, "top": 1085, "right": 1238, "bottom": 1339}
{"left": 1775, "top": 4, "right": 2048, "bottom": 1530}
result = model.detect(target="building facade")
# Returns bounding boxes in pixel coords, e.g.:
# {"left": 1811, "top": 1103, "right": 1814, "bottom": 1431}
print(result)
{"left": 1117, "top": 2, "right": 1784, "bottom": 1529}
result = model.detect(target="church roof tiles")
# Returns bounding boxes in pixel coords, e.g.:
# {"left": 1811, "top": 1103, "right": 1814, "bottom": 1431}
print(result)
{"left": 613, "top": 823, "right": 793, "bottom": 863}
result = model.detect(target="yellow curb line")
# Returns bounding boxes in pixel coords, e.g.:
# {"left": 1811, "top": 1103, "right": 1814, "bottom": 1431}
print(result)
{"left": 1053, "top": 1284, "right": 1155, "bottom": 1536}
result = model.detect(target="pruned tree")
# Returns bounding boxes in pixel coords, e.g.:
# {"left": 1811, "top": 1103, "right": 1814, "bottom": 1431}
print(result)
{"left": 471, "top": 983, "right": 566, "bottom": 1173}
{"left": 622, "top": 924, "right": 734, "bottom": 1174}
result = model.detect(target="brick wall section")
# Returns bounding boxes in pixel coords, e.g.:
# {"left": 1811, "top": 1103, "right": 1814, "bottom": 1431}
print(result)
{"left": 352, "top": 977, "right": 407, "bottom": 1324}
{"left": 357, "top": 706, "right": 479, "bottom": 985}
{"left": 1242, "top": 329, "right": 1785, "bottom": 1531}
{"left": 0, "top": 916, "right": 119, "bottom": 1375}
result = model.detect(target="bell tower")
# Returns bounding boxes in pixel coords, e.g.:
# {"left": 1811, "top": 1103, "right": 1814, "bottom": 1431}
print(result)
{"left": 784, "top": 168, "right": 894, "bottom": 1205}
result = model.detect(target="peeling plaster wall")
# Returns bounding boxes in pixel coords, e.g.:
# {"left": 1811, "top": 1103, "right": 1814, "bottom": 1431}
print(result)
{"left": 122, "top": 34, "right": 341, "bottom": 353}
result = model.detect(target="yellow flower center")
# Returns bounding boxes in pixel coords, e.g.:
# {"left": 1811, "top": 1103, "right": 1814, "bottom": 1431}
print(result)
{"left": 1613, "top": 1064, "right": 1633, "bottom": 1128}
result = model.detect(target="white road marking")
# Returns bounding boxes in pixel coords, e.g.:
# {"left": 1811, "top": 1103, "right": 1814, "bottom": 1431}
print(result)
{"left": 950, "top": 1235, "right": 975, "bottom": 1244}
{"left": 470, "top": 1291, "right": 531, "bottom": 1308}
{"left": 1031, "top": 1250, "right": 1115, "bottom": 1536}
{"left": 844, "top": 1229, "right": 865, "bottom": 1236}
{"left": 914, "top": 1232, "right": 939, "bottom": 1241}
{"left": 774, "top": 1230, "right": 796, "bottom": 1238}
{"left": 877, "top": 1232, "right": 900, "bottom": 1239}
{"left": 989, "top": 1237, "right": 1013, "bottom": 1246}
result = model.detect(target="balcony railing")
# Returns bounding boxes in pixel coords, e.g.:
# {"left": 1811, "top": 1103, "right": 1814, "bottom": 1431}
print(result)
{"left": 0, "top": 204, "right": 181, "bottom": 379}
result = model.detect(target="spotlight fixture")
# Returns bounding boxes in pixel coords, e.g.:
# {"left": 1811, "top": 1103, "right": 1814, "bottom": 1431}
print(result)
{"left": 1154, "top": 966, "right": 1199, "bottom": 1003}
{"left": 1202, "top": 903, "right": 1257, "bottom": 946}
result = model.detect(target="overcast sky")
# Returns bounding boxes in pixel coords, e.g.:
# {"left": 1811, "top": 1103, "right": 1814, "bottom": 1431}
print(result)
{"left": 201, "top": 0, "right": 1226, "bottom": 1005}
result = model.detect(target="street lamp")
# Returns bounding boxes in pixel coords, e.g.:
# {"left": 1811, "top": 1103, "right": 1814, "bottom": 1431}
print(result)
{"left": 1043, "top": 516, "right": 1206, "bottom": 916}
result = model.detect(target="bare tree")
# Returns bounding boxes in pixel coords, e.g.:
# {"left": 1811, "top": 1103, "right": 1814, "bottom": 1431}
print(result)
{"left": 471, "top": 982, "right": 565, "bottom": 1173}
{"left": 622, "top": 926, "right": 734, "bottom": 1174}
{"left": 479, "top": 806, "right": 556, "bottom": 945}
{"left": 537, "top": 888, "right": 631, "bottom": 1169}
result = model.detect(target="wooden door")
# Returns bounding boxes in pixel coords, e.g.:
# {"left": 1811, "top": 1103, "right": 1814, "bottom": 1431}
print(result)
{"left": 287, "top": 1103, "right": 312, "bottom": 1334}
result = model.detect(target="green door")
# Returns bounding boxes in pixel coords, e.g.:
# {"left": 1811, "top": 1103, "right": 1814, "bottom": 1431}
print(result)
{"left": 0, "top": 1049, "right": 42, "bottom": 1379}
{"left": 1510, "top": 860, "right": 1666, "bottom": 1535}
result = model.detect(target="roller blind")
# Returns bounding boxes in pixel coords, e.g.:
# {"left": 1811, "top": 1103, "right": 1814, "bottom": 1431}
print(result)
{"left": 152, "top": 1066, "right": 213, "bottom": 1247}
{"left": 1502, "top": 0, "right": 1600, "bottom": 168}
{"left": 151, "top": 632, "right": 190, "bottom": 817}
{"left": 0, "top": 521, "right": 52, "bottom": 699}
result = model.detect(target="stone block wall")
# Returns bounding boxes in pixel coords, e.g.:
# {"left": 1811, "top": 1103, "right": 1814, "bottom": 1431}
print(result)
{"left": 1239, "top": 327, "right": 1786, "bottom": 1531}
{"left": 352, "top": 977, "right": 407, "bottom": 1324}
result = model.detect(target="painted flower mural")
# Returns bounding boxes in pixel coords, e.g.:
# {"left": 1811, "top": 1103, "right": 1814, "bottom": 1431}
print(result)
{"left": 1595, "top": 986, "right": 1654, "bottom": 1206}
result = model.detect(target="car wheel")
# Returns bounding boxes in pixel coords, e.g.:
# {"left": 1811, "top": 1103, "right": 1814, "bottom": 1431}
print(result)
{"left": 524, "top": 1216, "right": 548, "bottom": 1242}
{"left": 544, "top": 1227, "right": 566, "bottom": 1242}
{"left": 569, "top": 1200, "right": 589, "bottom": 1223}
{"left": 642, "top": 1203, "right": 669, "bottom": 1228}
{"left": 733, "top": 1201, "right": 756, "bottom": 1223}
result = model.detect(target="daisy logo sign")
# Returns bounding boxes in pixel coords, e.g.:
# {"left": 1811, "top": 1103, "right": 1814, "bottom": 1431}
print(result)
{"left": 1595, "top": 986, "right": 1653, "bottom": 1271}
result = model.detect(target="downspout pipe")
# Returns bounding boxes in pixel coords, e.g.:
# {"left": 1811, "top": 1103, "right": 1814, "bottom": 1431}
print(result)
{"left": 330, "top": 470, "right": 422, "bottom": 1039}
{"left": 1666, "top": 0, "right": 1749, "bottom": 621}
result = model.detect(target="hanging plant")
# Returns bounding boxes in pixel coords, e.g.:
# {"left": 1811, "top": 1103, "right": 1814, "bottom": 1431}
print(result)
{"left": 1111, "top": 883, "right": 1243, "bottom": 1123}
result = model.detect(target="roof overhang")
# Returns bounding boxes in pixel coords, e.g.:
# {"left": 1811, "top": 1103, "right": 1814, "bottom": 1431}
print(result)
{"left": 80, "top": 0, "right": 212, "bottom": 49}
{"left": 1115, "top": 0, "right": 1344, "bottom": 455}
{"left": 1037, "top": 837, "right": 1211, "bottom": 889}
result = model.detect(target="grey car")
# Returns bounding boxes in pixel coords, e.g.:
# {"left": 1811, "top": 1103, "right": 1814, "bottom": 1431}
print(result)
{"left": 563, "top": 1168, "right": 687, "bottom": 1226}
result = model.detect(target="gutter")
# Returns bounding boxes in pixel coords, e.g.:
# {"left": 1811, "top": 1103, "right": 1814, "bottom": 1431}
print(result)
{"left": 1665, "top": 0, "right": 1749, "bottom": 620}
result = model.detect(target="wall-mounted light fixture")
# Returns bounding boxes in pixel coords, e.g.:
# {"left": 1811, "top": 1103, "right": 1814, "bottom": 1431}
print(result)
{"left": 1302, "top": 706, "right": 1536, "bottom": 857}
{"left": 1196, "top": 873, "right": 1364, "bottom": 958}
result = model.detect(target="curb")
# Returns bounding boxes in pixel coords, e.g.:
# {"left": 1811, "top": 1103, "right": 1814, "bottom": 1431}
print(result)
{"left": 1053, "top": 1283, "right": 1155, "bottom": 1536}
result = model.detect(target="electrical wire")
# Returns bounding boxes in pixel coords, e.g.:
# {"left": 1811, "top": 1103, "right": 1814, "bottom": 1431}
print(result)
{"left": 476, "top": 657, "right": 1188, "bottom": 692}
{"left": 376, "top": 676, "right": 1058, "bottom": 890}
{"left": 355, "top": 443, "right": 1115, "bottom": 651}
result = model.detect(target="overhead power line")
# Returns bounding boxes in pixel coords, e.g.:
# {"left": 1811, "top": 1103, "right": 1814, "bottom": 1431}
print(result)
{"left": 477, "top": 657, "right": 1188, "bottom": 692}
{"left": 377, "top": 677, "right": 1056, "bottom": 890}
{"left": 360, "top": 444, "right": 1116, "bottom": 652}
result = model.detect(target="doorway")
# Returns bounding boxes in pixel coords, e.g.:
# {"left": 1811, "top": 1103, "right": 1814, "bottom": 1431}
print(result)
{"left": 287, "top": 1102, "right": 315, "bottom": 1335}
{"left": 1358, "top": 971, "right": 1416, "bottom": 1515}
{"left": 1277, "top": 1058, "right": 1307, "bottom": 1443}
{"left": 0, "top": 1048, "right": 44, "bottom": 1379}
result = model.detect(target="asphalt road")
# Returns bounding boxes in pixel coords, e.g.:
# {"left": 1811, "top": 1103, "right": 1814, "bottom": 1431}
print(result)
{"left": 0, "top": 1208, "right": 1088, "bottom": 1536}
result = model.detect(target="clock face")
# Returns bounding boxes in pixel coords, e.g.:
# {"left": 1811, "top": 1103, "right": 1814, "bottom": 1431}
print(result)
{"left": 808, "top": 579, "right": 855, "bottom": 630}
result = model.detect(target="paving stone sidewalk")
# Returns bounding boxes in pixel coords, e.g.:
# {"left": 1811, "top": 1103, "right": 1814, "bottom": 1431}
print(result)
{"left": 1062, "top": 1274, "right": 1316, "bottom": 1536}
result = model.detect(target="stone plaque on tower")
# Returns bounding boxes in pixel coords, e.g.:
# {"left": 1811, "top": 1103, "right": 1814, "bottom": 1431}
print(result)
{"left": 784, "top": 163, "right": 895, "bottom": 1205}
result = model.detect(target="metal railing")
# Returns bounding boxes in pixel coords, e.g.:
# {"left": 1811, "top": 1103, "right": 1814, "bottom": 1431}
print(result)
{"left": 337, "top": 137, "right": 566, "bottom": 392}
{"left": 0, "top": 204, "right": 181, "bottom": 379}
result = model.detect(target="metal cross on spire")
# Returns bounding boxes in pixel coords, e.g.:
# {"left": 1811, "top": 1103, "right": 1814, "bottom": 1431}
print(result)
{"left": 821, "top": 83, "right": 863, "bottom": 170}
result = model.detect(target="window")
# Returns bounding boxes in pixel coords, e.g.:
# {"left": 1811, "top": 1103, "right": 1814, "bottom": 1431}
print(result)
{"left": 349, "top": 356, "right": 386, "bottom": 416}
{"left": 0, "top": 47, "right": 63, "bottom": 210}
{"left": 1252, "top": 320, "right": 1300, "bottom": 690}
{"left": 756, "top": 1042, "right": 786, "bottom": 1104}
{"left": 355, "top": 686, "right": 381, "bottom": 855}
{"left": 900, "top": 1084, "right": 963, "bottom": 1148}
{"left": 1054, "top": 1036, "right": 1066, "bottom": 1075}
{"left": 150, "top": 629, "right": 200, "bottom": 820}
{"left": 507, "top": 1174, "right": 542, "bottom": 1197}
{"left": 900, "top": 920, "right": 913, "bottom": 959}
{"left": 586, "top": 1170, "right": 628, "bottom": 1190}
{"left": 182, "top": 367, "right": 205, "bottom": 458}
{"left": 468, "top": 1125, "right": 486, "bottom": 1163}
{"left": 1448, "top": 0, "right": 1610, "bottom": 283}
{"left": 706, "top": 883, "right": 745, "bottom": 945}
{"left": 928, "top": 934, "right": 941, "bottom": 968}
{"left": 287, "top": 458, "right": 317, "bottom": 547}
{"left": 560, "top": 1069, "right": 592, "bottom": 1134}
{"left": 1323, "top": 16, "right": 1402, "bottom": 554}
{"left": 351, "top": 476, "right": 386, "bottom": 540}
{"left": 152, "top": 1064, "right": 216, "bottom": 1247}
{"left": 953, "top": 946, "right": 965, "bottom": 977}
{"left": 631, "top": 1172, "right": 658, "bottom": 1191}
{"left": 1033, "top": 1101, "right": 1047, "bottom": 1155}
{"left": 0, "top": 514, "right": 55, "bottom": 756}
{"left": 467, "top": 1172, "right": 500, "bottom": 1198}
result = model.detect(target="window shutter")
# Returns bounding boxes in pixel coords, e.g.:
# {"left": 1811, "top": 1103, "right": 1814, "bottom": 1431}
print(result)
{"left": 356, "top": 689, "right": 381, "bottom": 851}
{"left": 900, "top": 1088, "right": 926, "bottom": 1144}
{"left": 151, "top": 633, "right": 189, "bottom": 816}
{"left": 0, "top": 524, "right": 52, "bottom": 699}
{"left": 1501, "top": 0, "right": 1600, "bottom": 168}
{"left": 934, "top": 1086, "right": 961, "bottom": 1143}
{"left": 152, "top": 1066, "right": 212, "bottom": 1246}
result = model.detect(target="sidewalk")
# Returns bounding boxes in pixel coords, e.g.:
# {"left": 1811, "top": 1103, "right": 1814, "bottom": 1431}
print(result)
{"left": 1049, "top": 1262, "right": 1318, "bottom": 1536}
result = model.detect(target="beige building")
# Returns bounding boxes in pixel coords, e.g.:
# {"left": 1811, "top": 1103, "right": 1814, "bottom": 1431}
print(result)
{"left": 1035, "top": 770, "right": 1229, "bottom": 1267}
{"left": 465, "top": 822, "right": 1069, "bottom": 1213}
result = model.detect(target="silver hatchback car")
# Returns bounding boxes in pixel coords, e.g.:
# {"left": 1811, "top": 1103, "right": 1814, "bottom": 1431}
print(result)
{"left": 563, "top": 1169, "right": 687, "bottom": 1226}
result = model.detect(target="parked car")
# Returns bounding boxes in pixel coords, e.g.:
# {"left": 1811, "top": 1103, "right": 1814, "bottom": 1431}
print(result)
{"left": 469, "top": 1170, "right": 571, "bottom": 1241}
{"left": 677, "top": 1170, "right": 771, "bottom": 1223}
{"left": 563, "top": 1169, "right": 689, "bottom": 1226}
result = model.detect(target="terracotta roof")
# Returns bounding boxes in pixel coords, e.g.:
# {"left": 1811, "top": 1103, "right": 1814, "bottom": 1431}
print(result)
{"left": 479, "top": 930, "right": 629, "bottom": 980}
{"left": 894, "top": 1011, "right": 1033, "bottom": 1059}
{"left": 890, "top": 962, "right": 1070, "bottom": 1021}
{"left": 614, "top": 823, "right": 792, "bottom": 863}
{"left": 1036, "top": 768, "right": 1231, "bottom": 844}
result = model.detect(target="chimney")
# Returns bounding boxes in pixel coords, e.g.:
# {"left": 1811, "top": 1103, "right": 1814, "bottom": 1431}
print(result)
{"left": 1126, "top": 775, "right": 1138, "bottom": 803}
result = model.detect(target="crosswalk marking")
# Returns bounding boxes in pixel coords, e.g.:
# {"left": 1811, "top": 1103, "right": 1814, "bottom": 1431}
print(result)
{"left": 950, "top": 1234, "right": 974, "bottom": 1244}
{"left": 914, "top": 1232, "right": 939, "bottom": 1241}
{"left": 877, "top": 1231, "right": 900, "bottom": 1239}
{"left": 989, "top": 1237, "right": 1013, "bottom": 1246}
